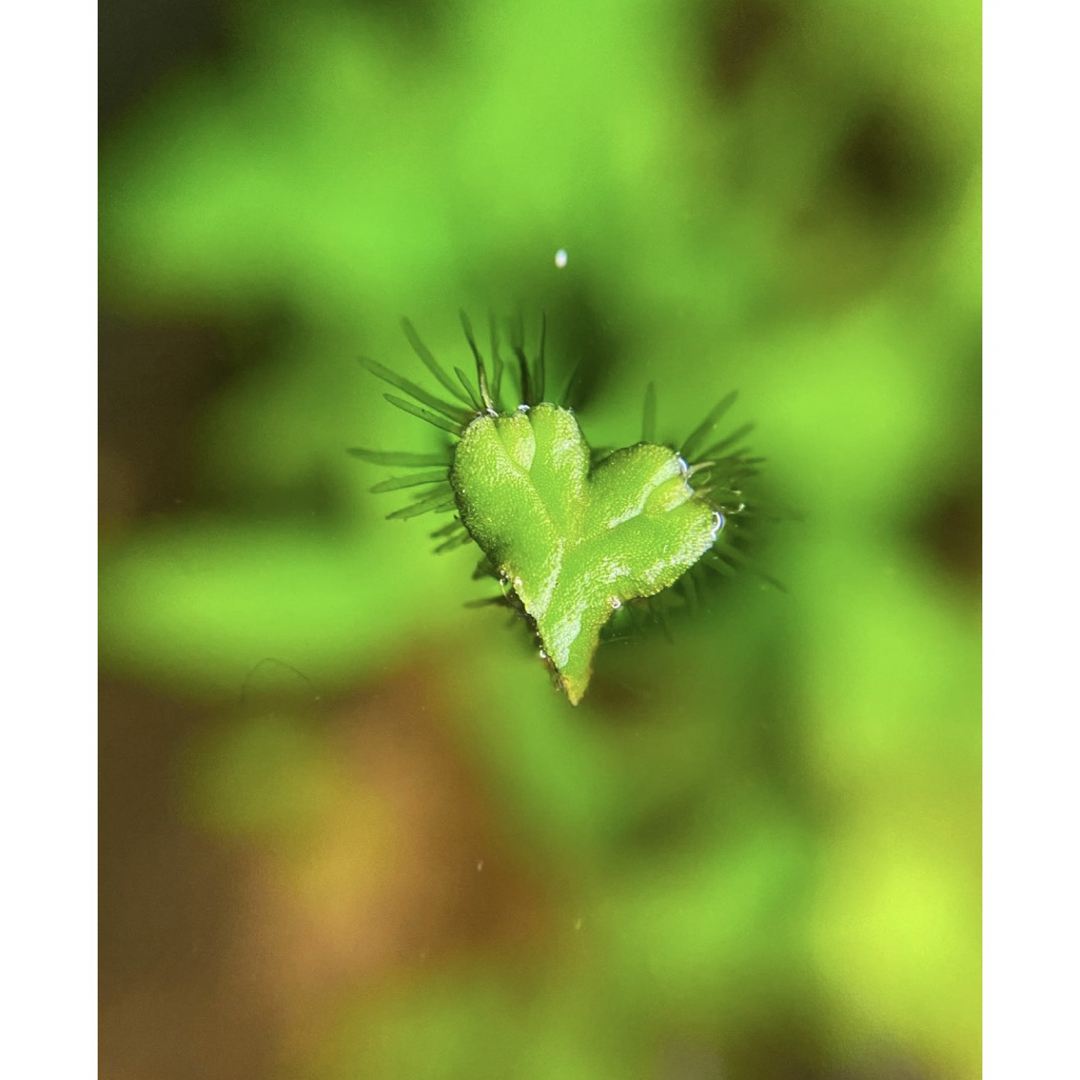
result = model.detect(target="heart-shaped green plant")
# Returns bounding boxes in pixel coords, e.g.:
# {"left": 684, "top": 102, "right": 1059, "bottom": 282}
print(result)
{"left": 452, "top": 405, "right": 722, "bottom": 702}
{"left": 350, "top": 314, "right": 761, "bottom": 704}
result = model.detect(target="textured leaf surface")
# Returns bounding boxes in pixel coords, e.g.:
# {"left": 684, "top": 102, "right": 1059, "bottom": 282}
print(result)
{"left": 450, "top": 404, "right": 719, "bottom": 703}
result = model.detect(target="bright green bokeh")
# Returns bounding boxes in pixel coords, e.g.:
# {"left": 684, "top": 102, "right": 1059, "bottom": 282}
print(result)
{"left": 101, "top": 0, "right": 980, "bottom": 1075}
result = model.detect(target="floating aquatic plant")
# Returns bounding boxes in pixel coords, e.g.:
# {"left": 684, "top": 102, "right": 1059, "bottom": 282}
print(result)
{"left": 350, "top": 314, "right": 763, "bottom": 704}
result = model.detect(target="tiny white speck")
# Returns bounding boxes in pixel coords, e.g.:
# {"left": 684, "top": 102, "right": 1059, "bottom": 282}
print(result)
{"left": 610, "top": 597, "right": 622, "bottom": 609}
{"left": 555, "top": 248, "right": 568, "bottom": 268}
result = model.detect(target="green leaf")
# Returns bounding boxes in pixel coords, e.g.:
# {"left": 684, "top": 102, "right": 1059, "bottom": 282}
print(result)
{"left": 450, "top": 404, "right": 720, "bottom": 703}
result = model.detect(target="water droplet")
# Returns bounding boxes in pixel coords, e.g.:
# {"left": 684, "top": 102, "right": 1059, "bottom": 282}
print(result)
{"left": 555, "top": 248, "right": 568, "bottom": 268}
{"left": 610, "top": 597, "right": 622, "bottom": 609}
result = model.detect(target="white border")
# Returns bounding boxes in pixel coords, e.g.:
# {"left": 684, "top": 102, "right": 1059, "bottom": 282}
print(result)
{"left": 4, "top": 5, "right": 97, "bottom": 1075}
{"left": 984, "top": 4, "right": 1076, "bottom": 1077}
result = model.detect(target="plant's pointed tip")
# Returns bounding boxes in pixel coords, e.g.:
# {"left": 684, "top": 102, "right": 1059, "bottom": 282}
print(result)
{"left": 559, "top": 669, "right": 591, "bottom": 706}
{"left": 563, "top": 680, "right": 586, "bottom": 706}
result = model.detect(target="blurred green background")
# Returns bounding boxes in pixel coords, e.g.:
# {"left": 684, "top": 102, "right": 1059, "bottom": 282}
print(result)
{"left": 99, "top": 0, "right": 980, "bottom": 1077}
